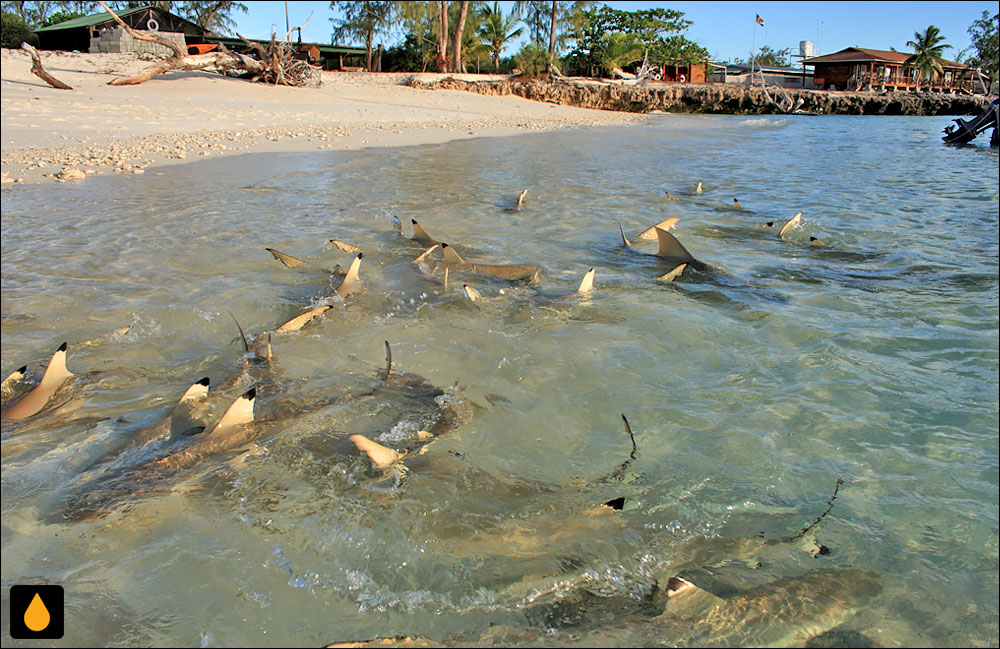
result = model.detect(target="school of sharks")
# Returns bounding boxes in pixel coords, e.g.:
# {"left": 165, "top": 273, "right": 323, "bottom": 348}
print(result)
{"left": 1, "top": 183, "right": 884, "bottom": 647}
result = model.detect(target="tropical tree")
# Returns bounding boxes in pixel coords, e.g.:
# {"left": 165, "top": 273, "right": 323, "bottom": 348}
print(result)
{"left": 596, "top": 31, "right": 641, "bottom": 75}
{"left": 330, "top": 0, "right": 396, "bottom": 72}
{"left": 904, "top": 25, "right": 951, "bottom": 91}
{"left": 961, "top": 10, "right": 998, "bottom": 82}
{"left": 180, "top": 1, "right": 247, "bottom": 35}
{"left": 478, "top": 1, "right": 521, "bottom": 72}
{"left": 514, "top": 0, "right": 593, "bottom": 72}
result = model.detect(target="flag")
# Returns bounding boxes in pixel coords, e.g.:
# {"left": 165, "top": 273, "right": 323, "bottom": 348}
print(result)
{"left": 756, "top": 14, "right": 765, "bottom": 26}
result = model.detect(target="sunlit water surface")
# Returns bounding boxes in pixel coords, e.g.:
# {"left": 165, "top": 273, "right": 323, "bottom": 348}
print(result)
{"left": 2, "top": 114, "right": 998, "bottom": 647}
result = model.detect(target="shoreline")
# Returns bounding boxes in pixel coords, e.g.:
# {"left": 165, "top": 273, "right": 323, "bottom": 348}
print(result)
{"left": 1, "top": 49, "right": 644, "bottom": 186}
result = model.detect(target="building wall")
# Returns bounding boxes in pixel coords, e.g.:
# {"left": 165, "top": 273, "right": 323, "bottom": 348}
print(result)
{"left": 812, "top": 63, "right": 854, "bottom": 90}
{"left": 90, "top": 26, "right": 186, "bottom": 56}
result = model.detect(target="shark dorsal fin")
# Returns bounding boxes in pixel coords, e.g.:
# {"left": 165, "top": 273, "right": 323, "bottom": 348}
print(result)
{"left": 657, "top": 263, "right": 688, "bottom": 282}
{"left": 413, "top": 244, "right": 440, "bottom": 264}
{"left": 265, "top": 248, "right": 307, "bottom": 268}
{"left": 210, "top": 387, "right": 255, "bottom": 434}
{"left": 177, "top": 377, "right": 210, "bottom": 404}
{"left": 334, "top": 253, "right": 362, "bottom": 298}
{"left": 619, "top": 222, "right": 632, "bottom": 248}
{"left": 665, "top": 192, "right": 680, "bottom": 200}
{"left": 441, "top": 244, "right": 466, "bottom": 265}
{"left": 695, "top": 181, "right": 703, "bottom": 193}
{"left": 636, "top": 217, "right": 680, "bottom": 240}
{"left": 275, "top": 305, "right": 332, "bottom": 333}
{"left": 1, "top": 365, "right": 28, "bottom": 400}
{"left": 350, "top": 434, "right": 402, "bottom": 469}
{"left": 733, "top": 198, "right": 743, "bottom": 210}
{"left": 463, "top": 284, "right": 482, "bottom": 302}
{"left": 329, "top": 239, "right": 362, "bottom": 254}
{"left": 577, "top": 268, "right": 595, "bottom": 294}
{"left": 411, "top": 220, "right": 439, "bottom": 245}
{"left": 4, "top": 343, "right": 73, "bottom": 420}
{"left": 809, "top": 236, "right": 826, "bottom": 247}
{"left": 779, "top": 212, "right": 802, "bottom": 238}
{"left": 655, "top": 227, "right": 697, "bottom": 262}
{"left": 39, "top": 342, "right": 73, "bottom": 387}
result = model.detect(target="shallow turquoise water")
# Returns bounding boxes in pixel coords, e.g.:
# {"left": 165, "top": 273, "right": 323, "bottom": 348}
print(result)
{"left": 2, "top": 114, "right": 997, "bottom": 647}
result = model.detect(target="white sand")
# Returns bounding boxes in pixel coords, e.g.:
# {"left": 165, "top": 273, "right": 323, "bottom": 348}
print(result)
{"left": 1, "top": 48, "right": 643, "bottom": 184}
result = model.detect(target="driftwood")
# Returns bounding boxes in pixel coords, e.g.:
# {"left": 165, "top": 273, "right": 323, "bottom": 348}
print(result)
{"left": 21, "top": 42, "right": 72, "bottom": 89}
{"left": 96, "top": 0, "right": 320, "bottom": 88}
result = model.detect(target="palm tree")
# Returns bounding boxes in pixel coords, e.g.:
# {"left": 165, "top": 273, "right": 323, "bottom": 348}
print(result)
{"left": 598, "top": 32, "right": 642, "bottom": 77}
{"left": 904, "top": 25, "right": 952, "bottom": 92}
{"left": 478, "top": 2, "right": 523, "bottom": 72}
{"left": 330, "top": 1, "right": 396, "bottom": 72}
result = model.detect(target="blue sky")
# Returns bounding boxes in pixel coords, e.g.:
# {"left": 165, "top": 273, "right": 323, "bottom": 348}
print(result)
{"left": 233, "top": 1, "right": 996, "bottom": 63}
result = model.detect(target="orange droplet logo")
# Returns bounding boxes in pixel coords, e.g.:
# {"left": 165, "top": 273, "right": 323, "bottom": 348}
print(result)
{"left": 24, "top": 592, "right": 51, "bottom": 632}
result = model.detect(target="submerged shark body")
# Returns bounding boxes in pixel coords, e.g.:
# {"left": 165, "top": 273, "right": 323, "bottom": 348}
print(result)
{"left": 2, "top": 343, "right": 75, "bottom": 421}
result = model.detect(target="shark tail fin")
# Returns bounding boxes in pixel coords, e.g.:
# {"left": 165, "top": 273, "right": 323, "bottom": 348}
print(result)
{"left": 229, "top": 311, "right": 250, "bottom": 353}
{"left": 265, "top": 248, "right": 307, "bottom": 268}
{"left": 211, "top": 386, "right": 256, "bottom": 434}
{"left": 516, "top": 188, "right": 528, "bottom": 209}
{"left": 655, "top": 228, "right": 697, "bottom": 261}
{"left": 577, "top": 268, "right": 595, "bottom": 294}
{"left": 463, "top": 284, "right": 483, "bottom": 302}
{"left": 441, "top": 244, "right": 466, "bottom": 265}
{"left": 350, "top": 434, "right": 402, "bottom": 469}
{"left": 636, "top": 217, "right": 680, "bottom": 240}
{"left": 382, "top": 341, "right": 392, "bottom": 382}
{"left": 177, "top": 377, "right": 211, "bottom": 405}
{"left": 39, "top": 342, "right": 73, "bottom": 387}
{"left": 275, "top": 305, "right": 332, "bottom": 333}
{"left": 413, "top": 244, "right": 440, "bottom": 264}
{"left": 779, "top": 212, "right": 802, "bottom": 238}
{"left": 619, "top": 222, "right": 632, "bottom": 248}
{"left": 657, "top": 263, "right": 688, "bottom": 282}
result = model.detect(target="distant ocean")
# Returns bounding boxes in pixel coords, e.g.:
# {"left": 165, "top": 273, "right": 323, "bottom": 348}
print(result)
{"left": 2, "top": 114, "right": 997, "bottom": 647}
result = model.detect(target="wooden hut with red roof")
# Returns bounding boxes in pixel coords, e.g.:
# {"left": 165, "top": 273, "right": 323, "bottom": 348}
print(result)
{"left": 804, "top": 47, "right": 978, "bottom": 93}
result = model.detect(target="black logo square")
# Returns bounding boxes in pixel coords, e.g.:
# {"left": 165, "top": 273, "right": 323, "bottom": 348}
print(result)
{"left": 9, "top": 584, "right": 64, "bottom": 639}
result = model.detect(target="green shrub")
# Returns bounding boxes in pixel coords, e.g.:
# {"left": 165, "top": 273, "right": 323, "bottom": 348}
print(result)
{"left": 2, "top": 11, "right": 39, "bottom": 49}
{"left": 513, "top": 42, "right": 549, "bottom": 76}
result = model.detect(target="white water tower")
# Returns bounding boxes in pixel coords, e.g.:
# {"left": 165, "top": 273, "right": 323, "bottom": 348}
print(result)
{"left": 800, "top": 41, "right": 814, "bottom": 57}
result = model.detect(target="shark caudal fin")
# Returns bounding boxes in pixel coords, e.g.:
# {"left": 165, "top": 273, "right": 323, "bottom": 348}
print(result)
{"left": 516, "top": 188, "right": 528, "bottom": 209}
{"left": 655, "top": 227, "right": 698, "bottom": 262}
{"left": 3, "top": 343, "right": 74, "bottom": 420}
{"left": 577, "top": 268, "right": 595, "bottom": 294}
{"left": 441, "top": 243, "right": 467, "bottom": 265}
{"left": 411, "top": 219, "right": 440, "bottom": 245}
{"left": 274, "top": 305, "right": 333, "bottom": 333}
{"left": 209, "top": 387, "right": 255, "bottom": 434}
{"left": 636, "top": 217, "right": 680, "bottom": 240}
{"left": 329, "top": 240, "right": 362, "bottom": 254}
{"left": 619, "top": 222, "right": 633, "bottom": 248}
{"left": 779, "top": 212, "right": 802, "bottom": 238}
{"left": 334, "top": 253, "right": 363, "bottom": 298}
{"left": 463, "top": 284, "right": 483, "bottom": 302}
{"left": 265, "top": 248, "right": 308, "bottom": 268}
{"left": 177, "top": 377, "right": 210, "bottom": 405}
{"left": 733, "top": 198, "right": 743, "bottom": 210}
{"left": 350, "top": 434, "right": 402, "bottom": 469}
{"left": 413, "top": 244, "right": 440, "bottom": 264}
{"left": 1, "top": 365, "right": 28, "bottom": 401}
{"left": 695, "top": 181, "right": 703, "bottom": 194}
{"left": 657, "top": 263, "right": 688, "bottom": 282}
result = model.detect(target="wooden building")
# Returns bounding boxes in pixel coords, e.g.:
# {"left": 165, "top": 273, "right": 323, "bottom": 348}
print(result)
{"left": 804, "top": 47, "right": 976, "bottom": 92}
{"left": 34, "top": 5, "right": 207, "bottom": 53}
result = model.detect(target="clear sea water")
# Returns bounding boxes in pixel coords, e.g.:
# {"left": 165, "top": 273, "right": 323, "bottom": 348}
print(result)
{"left": 2, "top": 114, "right": 998, "bottom": 647}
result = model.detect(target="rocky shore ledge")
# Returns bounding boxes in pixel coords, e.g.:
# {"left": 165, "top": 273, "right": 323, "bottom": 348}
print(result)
{"left": 407, "top": 76, "right": 992, "bottom": 116}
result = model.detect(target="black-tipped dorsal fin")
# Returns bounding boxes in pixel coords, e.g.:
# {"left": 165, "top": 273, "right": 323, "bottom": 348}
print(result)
{"left": 334, "top": 253, "right": 362, "bottom": 298}
{"left": 463, "top": 284, "right": 483, "bottom": 302}
{"left": 516, "top": 188, "right": 528, "bottom": 209}
{"left": 3, "top": 343, "right": 74, "bottom": 420}
{"left": 177, "top": 377, "right": 211, "bottom": 404}
{"left": 441, "top": 244, "right": 466, "bottom": 265}
{"left": 210, "top": 387, "right": 256, "bottom": 434}
{"left": 655, "top": 228, "right": 697, "bottom": 262}
{"left": 577, "top": 268, "right": 595, "bottom": 294}
{"left": 265, "top": 248, "right": 308, "bottom": 268}
{"left": 411, "top": 220, "right": 440, "bottom": 245}
{"left": 329, "top": 239, "right": 362, "bottom": 254}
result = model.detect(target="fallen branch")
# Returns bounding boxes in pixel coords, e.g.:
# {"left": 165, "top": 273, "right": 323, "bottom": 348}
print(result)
{"left": 108, "top": 51, "right": 266, "bottom": 86}
{"left": 21, "top": 42, "right": 72, "bottom": 90}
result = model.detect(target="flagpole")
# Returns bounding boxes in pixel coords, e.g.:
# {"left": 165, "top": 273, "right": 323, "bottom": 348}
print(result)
{"left": 751, "top": 17, "right": 757, "bottom": 81}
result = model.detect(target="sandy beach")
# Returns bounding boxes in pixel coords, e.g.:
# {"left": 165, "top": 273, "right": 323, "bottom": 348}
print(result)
{"left": 0, "top": 48, "right": 644, "bottom": 185}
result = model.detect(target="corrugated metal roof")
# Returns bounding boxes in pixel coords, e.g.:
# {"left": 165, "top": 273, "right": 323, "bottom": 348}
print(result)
{"left": 804, "top": 47, "right": 966, "bottom": 69}
{"left": 34, "top": 5, "right": 149, "bottom": 32}
{"left": 203, "top": 36, "right": 364, "bottom": 55}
